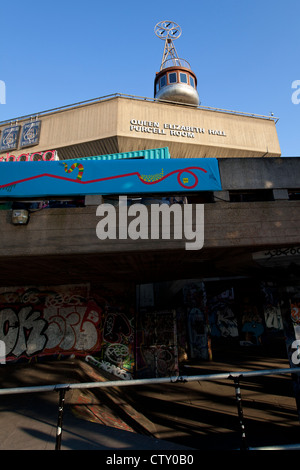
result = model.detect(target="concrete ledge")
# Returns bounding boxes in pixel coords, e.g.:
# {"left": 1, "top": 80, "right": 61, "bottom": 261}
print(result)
{"left": 218, "top": 157, "right": 300, "bottom": 190}
{"left": 0, "top": 200, "right": 299, "bottom": 256}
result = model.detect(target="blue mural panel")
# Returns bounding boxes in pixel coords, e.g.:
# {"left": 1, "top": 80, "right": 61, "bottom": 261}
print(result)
{"left": 0, "top": 150, "right": 222, "bottom": 197}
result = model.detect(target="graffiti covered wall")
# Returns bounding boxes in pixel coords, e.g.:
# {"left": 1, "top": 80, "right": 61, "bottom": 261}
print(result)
{"left": 90, "top": 285, "right": 135, "bottom": 379}
{"left": 136, "top": 280, "right": 210, "bottom": 377}
{"left": 0, "top": 282, "right": 137, "bottom": 378}
{"left": 183, "top": 281, "right": 210, "bottom": 360}
{"left": 0, "top": 284, "right": 102, "bottom": 362}
{"left": 136, "top": 309, "right": 179, "bottom": 378}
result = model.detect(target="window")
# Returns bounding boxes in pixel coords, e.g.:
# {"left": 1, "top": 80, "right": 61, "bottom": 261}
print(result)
{"left": 187, "top": 193, "right": 214, "bottom": 203}
{"left": 189, "top": 76, "right": 195, "bottom": 88}
{"left": 288, "top": 189, "right": 300, "bottom": 200}
{"left": 180, "top": 73, "right": 187, "bottom": 83}
{"left": 229, "top": 190, "right": 274, "bottom": 202}
{"left": 168, "top": 72, "right": 177, "bottom": 84}
{"left": 160, "top": 75, "right": 166, "bottom": 88}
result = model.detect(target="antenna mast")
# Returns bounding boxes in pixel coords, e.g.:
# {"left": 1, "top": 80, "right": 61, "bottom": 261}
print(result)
{"left": 154, "top": 21, "right": 182, "bottom": 70}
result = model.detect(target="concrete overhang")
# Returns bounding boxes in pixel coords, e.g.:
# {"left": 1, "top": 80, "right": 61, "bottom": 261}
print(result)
{"left": 0, "top": 199, "right": 299, "bottom": 287}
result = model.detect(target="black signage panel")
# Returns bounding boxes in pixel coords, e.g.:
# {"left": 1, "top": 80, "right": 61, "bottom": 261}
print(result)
{"left": 20, "top": 121, "right": 41, "bottom": 148}
{"left": 0, "top": 125, "right": 20, "bottom": 151}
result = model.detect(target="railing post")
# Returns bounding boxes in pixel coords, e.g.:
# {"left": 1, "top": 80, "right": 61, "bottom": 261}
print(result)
{"left": 55, "top": 388, "right": 67, "bottom": 450}
{"left": 232, "top": 375, "right": 249, "bottom": 451}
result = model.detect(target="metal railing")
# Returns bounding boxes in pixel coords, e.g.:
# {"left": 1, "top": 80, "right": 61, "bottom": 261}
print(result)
{"left": 0, "top": 92, "right": 279, "bottom": 127}
{"left": 0, "top": 366, "right": 300, "bottom": 450}
{"left": 161, "top": 58, "right": 192, "bottom": 70}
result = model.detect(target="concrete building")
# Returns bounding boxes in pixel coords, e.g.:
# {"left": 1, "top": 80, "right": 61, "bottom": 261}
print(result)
{"left": 0, "top": 22, "right": 299, "bottom": 396}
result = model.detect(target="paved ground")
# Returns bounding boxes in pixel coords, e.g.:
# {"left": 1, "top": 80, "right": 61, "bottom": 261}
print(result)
{"left": 1, "top": 346, "right": 300, "bottom": 451}
{"left": 0, "top": 359, "right": 192, "bottom": 451}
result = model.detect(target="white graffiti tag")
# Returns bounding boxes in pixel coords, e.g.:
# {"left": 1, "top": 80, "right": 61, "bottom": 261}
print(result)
{"left": 0, "top": 305, "right": 100, "bottom": 359}
{"left": 0, "top": 307, "right": 47, "bottom": 357}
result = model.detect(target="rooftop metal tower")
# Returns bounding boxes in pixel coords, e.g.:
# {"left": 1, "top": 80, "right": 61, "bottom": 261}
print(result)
{"left": 154, "top": 21, "right": 199, "bottom": 106}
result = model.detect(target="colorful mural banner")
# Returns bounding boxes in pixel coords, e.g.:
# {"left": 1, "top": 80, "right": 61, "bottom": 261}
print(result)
{"left": 0, "top": 151, "right": 222, "bottom": 197}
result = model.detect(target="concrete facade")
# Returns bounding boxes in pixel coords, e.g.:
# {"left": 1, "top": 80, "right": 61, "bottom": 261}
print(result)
{"left": 0, "top": 95, "right": 299, "bottom": 393}
{"left": 0, "top": 95, "right": 281, "bottom": 161}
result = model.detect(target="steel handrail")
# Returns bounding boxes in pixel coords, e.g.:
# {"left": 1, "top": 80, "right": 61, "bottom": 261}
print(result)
{"left": 0, "top": 366, "right": 299, "bottom": 396}
{"left": 1, "top": 365, "right": 300, "bottom": 450}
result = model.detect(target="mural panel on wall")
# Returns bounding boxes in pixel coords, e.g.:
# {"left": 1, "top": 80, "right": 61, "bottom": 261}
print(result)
{"left": 0, "top": 284, "right": 101, "bottom": 362}
{"left": 0, "top": 152, "right": 222, "bottom": 197}
{"left": 90, "top": 286, "right": 135, "bottom": 379}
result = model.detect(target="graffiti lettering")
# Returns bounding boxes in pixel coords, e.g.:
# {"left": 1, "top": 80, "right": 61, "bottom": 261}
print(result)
{"left": 0, "top": 285, "right": 135, "bottom": 378}
{"left": 86, "top": 356, "right": 132, "bottom": 380}
{"left": 291, "top": 340, "right": 300, "bottom": 365}
{"left": 0, "top": 340, "right": 6, "bottom": 364}
{"left": 291, "top": 303, "right": 300, "bottom": 324}
{"left": 14, "top": 307, "right": 46, "bottom": 357}
{"left": 264, "top": 305, "right": 283, "bottom": 330}
{"left": 143, "top": 346, "right": 176, "bottom": 376}
{"left": 100, "top": 309, "right": 134, "bottom": 377}
{"left": 0, "top": 307, "right": 47, "bottom": 356}
{"left": 0, "top": 298, "right": 100, "bottom": 360}
{"left": 137, "top": 310, "right": 179, "bottom": 377}
{"left": 103, "top": 312, "right": 131, "bottom": 343}
{"left": 264, "top": 247, "right": 300, "bottom": 259}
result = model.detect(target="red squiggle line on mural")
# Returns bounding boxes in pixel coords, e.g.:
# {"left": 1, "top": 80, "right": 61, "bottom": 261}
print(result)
{"left": 0, "top": 166, "right": 207, "bottom": 190}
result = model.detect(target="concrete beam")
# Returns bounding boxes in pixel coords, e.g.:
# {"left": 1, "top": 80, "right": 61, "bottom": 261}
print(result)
{"left": 0, "top": 200, "right": 299, "bottom": 257}
{"left": 218, "top": 158, "right": 300, "bottom": 190}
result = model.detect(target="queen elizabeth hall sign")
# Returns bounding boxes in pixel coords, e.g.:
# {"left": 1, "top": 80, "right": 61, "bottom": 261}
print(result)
{"left": 0, "top": 148, "right": 222, "bottom": 197}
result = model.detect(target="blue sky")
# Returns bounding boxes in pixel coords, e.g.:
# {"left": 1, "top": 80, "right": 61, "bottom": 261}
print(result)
{"left": 0, "top": 0, "right": 299, "bottom": 156}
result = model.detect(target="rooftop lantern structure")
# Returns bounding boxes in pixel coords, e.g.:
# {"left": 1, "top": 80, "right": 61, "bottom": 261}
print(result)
{"left": 154, "top": 21, "right": 200, "bottom": 106}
